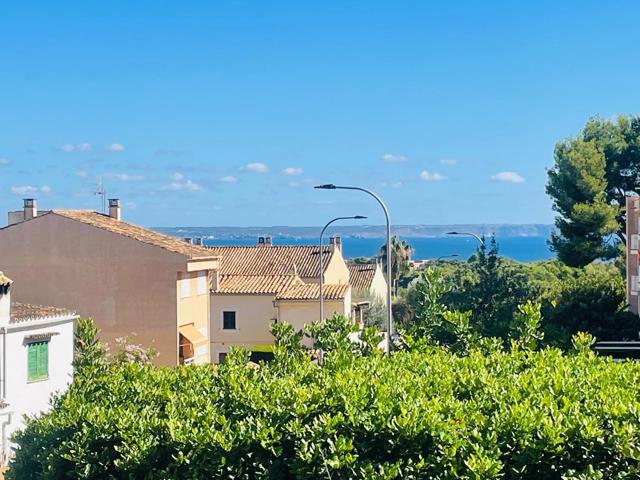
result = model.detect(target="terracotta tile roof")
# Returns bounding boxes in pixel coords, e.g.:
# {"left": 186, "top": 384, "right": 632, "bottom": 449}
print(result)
{"left": 215, "top": 274, "right": 301, "bottom": 294}
{"left": 10, "top": 302, "right": 76, "bottom": 323}
{"left": 206, "top": 245, "right": 334, "bottom": 277}
{"left": 276, "top": 283, "right": 349, "bottom": 301}
{"left": 0, "top": 272, "right": 12, "bottom": 288}
{"left": 348, "top": 263, "right": 379, "bottom": 291}
{"left": 47, "top": 210, "right": 214, "bottom": 258}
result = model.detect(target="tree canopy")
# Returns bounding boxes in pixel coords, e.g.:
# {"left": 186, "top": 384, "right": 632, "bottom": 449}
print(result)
{"left": 547, "top": 115, "right": 640, "bottom": 266}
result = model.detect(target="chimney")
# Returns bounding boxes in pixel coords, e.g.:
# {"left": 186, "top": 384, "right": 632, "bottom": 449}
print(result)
{"left": 23, "top": 198, "right": 37, "bottom": 221}
{"left": 257, "top": 236, "right": 273, "bottom": 247}
{"left": 108, "top": 199, "right": 121, "bottom": 221}
{"left": 329, "top": 236, "right": 342, "bottom": 252}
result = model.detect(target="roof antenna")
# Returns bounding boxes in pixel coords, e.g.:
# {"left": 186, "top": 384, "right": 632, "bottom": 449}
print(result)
{"left": 94, "top": 177, "right": 106, "bottom": 213}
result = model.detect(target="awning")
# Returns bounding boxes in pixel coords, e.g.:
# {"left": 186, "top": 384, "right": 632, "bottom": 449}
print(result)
{"left": 179, "top": 324, "right": 208, "bottom": 345}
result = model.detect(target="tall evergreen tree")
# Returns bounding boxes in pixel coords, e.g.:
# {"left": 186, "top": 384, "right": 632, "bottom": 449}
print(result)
{"left": 546, "top": 115, "right": 640, "bottom": 267}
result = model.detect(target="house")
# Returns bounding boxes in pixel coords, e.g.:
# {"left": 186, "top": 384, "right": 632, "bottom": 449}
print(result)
{"left": 0, "top": 271, "right": 76, "bottom": 465}
{"left": 0, "top": 199, "right": 219, "bottom": 365}
{"left": 348, "top": 261, "right": 388, "bottom": 304}
{"left": 207, "top": 238, "right": 351, "bottom": 362}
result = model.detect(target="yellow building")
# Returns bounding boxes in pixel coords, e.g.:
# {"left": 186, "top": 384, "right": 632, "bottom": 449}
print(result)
{"left": 348, "top": 262, "right": 388, "bottom": 304}
{"left": 0, "top": 199, "right": 219, "bottom": 365}
{"left": 207, "top": 241, "right": 351, "bottom": 362}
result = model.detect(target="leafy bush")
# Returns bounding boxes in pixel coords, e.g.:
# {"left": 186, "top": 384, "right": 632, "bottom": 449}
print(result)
{"left": 9, "top": 320, "right": 640, "bottom": 479}
{"left": 401, "top": 249, "right": 639, "bottom": 348}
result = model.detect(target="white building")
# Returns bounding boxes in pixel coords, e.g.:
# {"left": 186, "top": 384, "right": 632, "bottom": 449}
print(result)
{"left": 0, "top": 271, "right": 76, "bottom": 465}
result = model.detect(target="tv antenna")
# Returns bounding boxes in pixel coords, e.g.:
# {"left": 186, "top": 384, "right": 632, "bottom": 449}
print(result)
{"left": 94, "top": 177, "right": 106, "bottom": 213}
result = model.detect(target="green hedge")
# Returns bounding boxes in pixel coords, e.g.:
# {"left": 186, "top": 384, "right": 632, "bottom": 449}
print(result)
{"left": 10, "top": 334, "right": 640, "bottom": 479}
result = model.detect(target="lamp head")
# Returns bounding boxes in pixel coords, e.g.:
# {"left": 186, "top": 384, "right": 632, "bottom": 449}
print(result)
{"left": 446, "top": 231, "right": 459, "bottom": 235}
{"left": 314, "top": 184, "right": 337, "bottom": 190}
{"left": 354, "top": 215, "right": 367, "bottom": 219}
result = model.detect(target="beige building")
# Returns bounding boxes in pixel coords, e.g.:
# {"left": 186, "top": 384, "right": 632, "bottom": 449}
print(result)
{"left": 0, "top": 199, "right": 219, "bottom": 365}
{"left": 348, "top": 262, "right": 388, "bottom": 304}
{"left": 207, "top": 241, "right": 351, "bottom": 362}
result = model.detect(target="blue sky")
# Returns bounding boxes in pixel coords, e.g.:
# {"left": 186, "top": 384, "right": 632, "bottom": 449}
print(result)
{"left": 1, "top": 1, "right": 639, "bottom": 227}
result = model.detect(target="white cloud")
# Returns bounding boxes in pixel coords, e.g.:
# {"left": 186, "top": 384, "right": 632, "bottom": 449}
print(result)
{"left": 105, "top": 173, "right": 144, "bottom": 181}
{"left": 243, "top": 162, "right": 269, "bottom": 173}
{"left": 11, "top": 185, "right": 51, "bottom": 195}
{"left": 382, "top": 153, "right": 408, "bottom": 163}
{"left": 59, "top": 143, "right": 91, "bottom": 153}
{"left": 161, "top": 180, "right": 203, "bottom": 191}
{"left": 491, "top": 171, "right": 525, "bottom": 183}
{"left": 219, "top": 176, "right": 238, "bottom": 183}
{"left": 76, "top": 170, "right": 88, "bottom": 178}
{"left": 440, "top": 159, "right": 457, "bottom": 165}
{"left": 170, "top": 172, "right": 184, "bottom": 181}
{"left": 282, "top": 167, "right": 303, "bottom": 176}
{"left": 420, "top": 171, "right": 446, "bottom": 181}
{"left": 0, "top": 158, "right": 9, "bottom": 165}
{"left": 106, "top": 143, "right": 125, "bottom": 152}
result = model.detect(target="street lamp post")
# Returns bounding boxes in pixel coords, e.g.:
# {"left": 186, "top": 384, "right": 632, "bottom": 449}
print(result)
{"left": 319, "top": 215, "right": 367, "bottom": 322}
{"left": 315, "top": 184, "right": 393, "bottom": 355}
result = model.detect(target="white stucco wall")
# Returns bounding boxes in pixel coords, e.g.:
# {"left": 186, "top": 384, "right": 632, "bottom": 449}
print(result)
{"left": 0, "top": 315, "right": 75, "bottom": 463}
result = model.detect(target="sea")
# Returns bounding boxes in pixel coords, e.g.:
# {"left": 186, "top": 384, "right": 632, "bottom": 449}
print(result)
{"left": 200, "top": 236, "right": 554, "bottom": 263}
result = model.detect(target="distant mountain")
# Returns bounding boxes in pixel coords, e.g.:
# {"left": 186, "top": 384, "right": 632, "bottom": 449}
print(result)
{"left": 154, "top": 224, "right": 554, "bottom": 240}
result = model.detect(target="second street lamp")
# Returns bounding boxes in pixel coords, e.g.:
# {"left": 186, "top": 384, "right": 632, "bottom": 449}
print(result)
{"left": 319, "top": 215, "right": 367, "bottom": 322}
{"left": 446, "top": 231, "right": 485, "bottom": 246}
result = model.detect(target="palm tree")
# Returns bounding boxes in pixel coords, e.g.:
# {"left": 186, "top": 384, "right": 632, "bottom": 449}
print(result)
{"left": 378, "top": 236, "right": 413, "bottom": 294}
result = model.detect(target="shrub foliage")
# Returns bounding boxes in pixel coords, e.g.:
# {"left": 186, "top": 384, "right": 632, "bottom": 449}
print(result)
{"left": 9, "top": 319, "right": 640, "bottom": 479}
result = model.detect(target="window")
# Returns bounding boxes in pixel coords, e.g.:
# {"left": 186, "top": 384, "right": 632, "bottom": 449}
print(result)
{"left": 222, "top": 311, "right": 236, "bottom": 330}
{"left": 197, "top": 272, "right": 207, "bottom": 295}
{"left": 180, "top": 276, "right": 191, "bottom": 298}
{"left": 27, "top": 341, "right": 49, "bottom": 382}
{"left": 218, "top": 352, "right": 228, "bottom": 364}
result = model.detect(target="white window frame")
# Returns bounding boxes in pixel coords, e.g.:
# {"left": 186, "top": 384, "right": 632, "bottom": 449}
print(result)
{"left": 221, "top": 310, "right": 238, "bottom": 331}
{"left": 197, "top": 271, "right": 207, "bottom": 295}
{"left": 180, "top": 275, "right": 191, "bottom": 299}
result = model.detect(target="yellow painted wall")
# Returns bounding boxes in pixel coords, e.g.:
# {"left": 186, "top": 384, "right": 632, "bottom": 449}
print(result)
{"left": 177, "top": 270, "right": 210, "bottom": 363}
{"left": 276, "top": 288, "right": 352, "bottom": 346}
{"left": 369, "top": 266, "right": 388, "bottom": 304}
{"left": 210, "top": 294, "right": 277, "bottom": 363}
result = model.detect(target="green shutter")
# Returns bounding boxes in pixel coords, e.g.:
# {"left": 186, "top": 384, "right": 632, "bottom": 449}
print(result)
{"left": 38, "top": 342, "right": 48, "bottom": 379}
{"left": 27, "top": 342, "right": 49, "bottom": 382}
{"left": 27, "top": 344, "right": 38, "bottom": 381}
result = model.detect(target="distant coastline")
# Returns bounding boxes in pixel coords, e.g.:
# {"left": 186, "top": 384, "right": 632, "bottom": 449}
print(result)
{"left": 154, "top": 224, "right": 554, "bottom": 240}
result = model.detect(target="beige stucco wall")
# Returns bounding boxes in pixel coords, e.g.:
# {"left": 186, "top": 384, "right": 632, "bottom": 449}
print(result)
{"left": 0, "top": 214, "right": 190, "bottom": 365}
{"left": 369, "top": 267, "right": 388, "bottom": 304}
{"left": 276, "top": 288, "right": 352, "bottom": 336}
{"left": 210, "top": 293, "right": 277, "bottom": 362}
{"left": 177, "top": 271, "right": 211, "bottom": 363}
